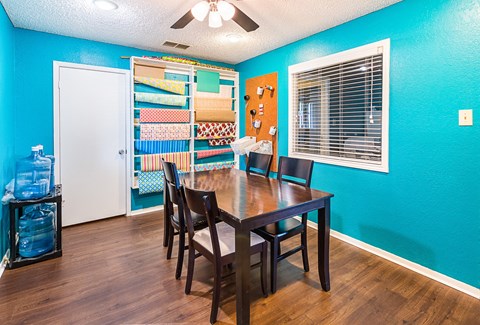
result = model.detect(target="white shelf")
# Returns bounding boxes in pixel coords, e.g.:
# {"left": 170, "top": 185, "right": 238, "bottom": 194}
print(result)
{"left": 130, "top": 56, "right": 240, "bottom": 191}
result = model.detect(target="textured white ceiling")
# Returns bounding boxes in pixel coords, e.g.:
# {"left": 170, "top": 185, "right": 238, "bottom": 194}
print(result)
{"left": 1, "top": 0, "right": 401, "bottom": 64}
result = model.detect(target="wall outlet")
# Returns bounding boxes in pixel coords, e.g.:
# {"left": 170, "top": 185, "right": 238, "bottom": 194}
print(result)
{"left": 459, "top": 109, "right": 473, "bottom": 126}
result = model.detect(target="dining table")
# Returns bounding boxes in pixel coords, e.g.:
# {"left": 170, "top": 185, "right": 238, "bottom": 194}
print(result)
{"left": 181, "top": 168, "right": 334, "bottom": 325}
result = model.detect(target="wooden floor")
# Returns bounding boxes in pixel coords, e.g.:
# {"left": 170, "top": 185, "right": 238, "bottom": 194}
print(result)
{"left": 1, "top": 212, "right": 479, "bottom": 325}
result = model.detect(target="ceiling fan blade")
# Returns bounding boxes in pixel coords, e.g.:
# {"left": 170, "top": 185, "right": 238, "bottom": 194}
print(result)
{"left": 171, "top": 10, "right": 194, "bottom": 29}
{"left": 231, "top": 4, "right": 259, "bottom": 32}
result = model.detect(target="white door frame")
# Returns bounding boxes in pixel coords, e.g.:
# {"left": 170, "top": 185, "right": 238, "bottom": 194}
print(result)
{"left": 53, "top": 61, "right": 132, "bottom": 216}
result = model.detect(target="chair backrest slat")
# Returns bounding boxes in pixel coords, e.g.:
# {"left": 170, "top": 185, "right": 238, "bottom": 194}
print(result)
{"left": 246, "top": 152, "right": 273, "bottom": 178}
{"left": 162, "top": 159, "right": 185, "bottom": 229}
{"left": 183, "top": 186, "right": 222, "bottom": 258}
{"left": 277, "top": 156, "right": 314, "bottom": 188}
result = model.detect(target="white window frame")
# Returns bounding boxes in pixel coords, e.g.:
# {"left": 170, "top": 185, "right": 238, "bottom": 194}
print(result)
{"left": 288, "top": 39, "right": 390, "bottom": 173}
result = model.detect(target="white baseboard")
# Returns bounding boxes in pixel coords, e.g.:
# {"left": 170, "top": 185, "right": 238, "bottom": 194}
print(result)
{"left": 130, "top": 205, "right": 164, "bottom": 216}
{"left": 300, "top": 217, "right": 480, "bottom": 299}
{"left": 0, "top": 249, "right": 10, "bottom": 279}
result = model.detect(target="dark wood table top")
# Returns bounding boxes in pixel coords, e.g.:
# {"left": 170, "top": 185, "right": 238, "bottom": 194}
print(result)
{"left": 182, "top": 169, "right": 333, "bottom": 229}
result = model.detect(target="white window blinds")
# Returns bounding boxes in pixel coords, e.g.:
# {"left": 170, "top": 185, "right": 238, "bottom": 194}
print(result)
{"left": 288, "top": 39, "right": 390, "bottom": 173}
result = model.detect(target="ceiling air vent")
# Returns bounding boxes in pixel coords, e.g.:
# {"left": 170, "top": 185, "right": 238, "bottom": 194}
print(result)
{"left": 162, "top": 41, "right": 177, "bottom": 48}
{"left": 175, "top": 43, "right": 190, "bottom": 50}
{"left": 162, "top": 41, "right": 190, "bottom": 50}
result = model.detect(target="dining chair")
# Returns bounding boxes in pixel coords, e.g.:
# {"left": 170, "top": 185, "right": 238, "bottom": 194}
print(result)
{"left": 253, "top": 156, "right": 314, "bottom": 293}
{"left": 162, "top": 159, "right": 209, "bottom": 279}
{"left": 182, "top": 185, "right": 268, "bottom": 324}
{"left": 246, "top": 152, "right": 273, "bottom": 177}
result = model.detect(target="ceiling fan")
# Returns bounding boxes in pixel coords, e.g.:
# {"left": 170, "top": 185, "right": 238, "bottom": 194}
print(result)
{"left": 171, "top": 0, "right": 259, "bottom": 32}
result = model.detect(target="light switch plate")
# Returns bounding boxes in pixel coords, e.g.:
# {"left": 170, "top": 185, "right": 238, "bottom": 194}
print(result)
{"left": 459, "top": 109, "right": 473, "bottom": 126}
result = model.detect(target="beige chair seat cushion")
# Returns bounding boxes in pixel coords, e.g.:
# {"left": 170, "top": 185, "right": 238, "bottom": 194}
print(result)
{"left": 194, "top": 222, "right": 265, "bottom": 257}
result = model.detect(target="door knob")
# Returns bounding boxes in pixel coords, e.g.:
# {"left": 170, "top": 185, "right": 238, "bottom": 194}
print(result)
{"left": 119, "top": 149, "right": 125, "bottom": 155}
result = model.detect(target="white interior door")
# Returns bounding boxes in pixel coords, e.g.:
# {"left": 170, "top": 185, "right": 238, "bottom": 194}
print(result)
{"left": 56, "top": 64, "right": 128, "bottom": 226}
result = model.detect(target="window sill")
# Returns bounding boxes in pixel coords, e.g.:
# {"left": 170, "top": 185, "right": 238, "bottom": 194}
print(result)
{"left": 289, "top": 151, "right": 389, "bottom": 173}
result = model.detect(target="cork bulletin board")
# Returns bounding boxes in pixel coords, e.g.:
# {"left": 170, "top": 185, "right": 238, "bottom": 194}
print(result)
{"left": 245, "top": 72, "right": 278, "bottom": 172}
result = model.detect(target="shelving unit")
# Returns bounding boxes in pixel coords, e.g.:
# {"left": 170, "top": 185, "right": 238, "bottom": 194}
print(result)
{"left": 8, "top": 185, "right": 63, "bottom": 269}
{"left": 129, "top": 57, "right": 239, "bottom": 194}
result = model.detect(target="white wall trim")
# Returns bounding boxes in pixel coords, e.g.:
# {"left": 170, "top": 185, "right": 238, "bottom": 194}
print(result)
{"left": 299, "top": 217, "right": 480, "bottom": 299}
{"left": 130, "top": 205, "right": 164, "bottom": 216}
{"left": 0, "top": 249, "right": 10, "bottom": 279}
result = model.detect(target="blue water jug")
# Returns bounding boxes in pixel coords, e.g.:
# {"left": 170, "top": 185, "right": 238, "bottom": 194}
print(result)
{"left": 18, "top": 205, "right": 55, "bottom": 258}
{"left": 14, "top": 146, "right": 51, "bottom": 200}
{"left": 41, "top": 202, "right": 57, "bottom": 215}
{"left": 37, "top": 144, "right": 56, "bottom": 194}
{"left": 45, "top": 155, "right": 55, "bottom": 193}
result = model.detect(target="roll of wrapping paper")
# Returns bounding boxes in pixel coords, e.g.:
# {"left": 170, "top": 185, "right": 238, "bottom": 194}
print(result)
{"left": 194, "top": 161, "right": 236, "bottom": 172}
{"left": 140, "top": 109, "right": 190, "bottom": 123}
{"left": 135, "top": 92, "right": 187, "bottom": 107}
{"left": 194, "top": 97, "right": 233, "bottom": 110}
{"left": 209, "top": 138, "right": 235, "bottom": 146}
{"left": 138, "top": 170, "right": 165, "bottom": 194}
{"left": 138, "top": 170, "right": 187, "bottom": 194}
{"left": 140, "top": 124, "right": 191, "bottom": 140}
{"left": 195, "top": 110, "right": 236, "bottom": 123}
{"left": 196, "top": 148, "right": 233, "bottom": 159}
{"left": 196, "top": 122, "right": 236, "bottom": 138}
{"left": 134, "top": 76, "right": 186, "bottom": 95}
{"left": 194, "top": 84, "right": 232, "bottom": 98}
{"left": 141, "top": 152, "right": 191, "bottom": 172}
{"left": 134, "top": 140, "right": 189, "bottom": 154}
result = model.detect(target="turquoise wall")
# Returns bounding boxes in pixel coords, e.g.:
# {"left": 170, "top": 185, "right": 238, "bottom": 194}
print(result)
{"left": 14, "top": 29, "right": 232, "bottom": 156}
{"left": 13, "top": 29, "right": 233, "bottom": 210}
{"left": 236, "top": 0, "right": 480, "bottom": 288}
{"left": 3, "top": 0, "right": 478, "bottom": 288}
{"left": 0, "top": 4, "right": 15, "bottom": 260}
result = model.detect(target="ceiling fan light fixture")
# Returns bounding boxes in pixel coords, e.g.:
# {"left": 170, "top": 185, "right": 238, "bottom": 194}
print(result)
{"left": 209, "top": 10, "right": 223, "bottom": 28}
{"left": 217, "top": 1, "right": 235, "bottom": 21}
{"left": 93, "top": 0, "right": 118, "bottom": 11}
{"left": 191, "top": 1, "right": 210, "bottom": 21}
{"left": 226, "top": 33, "right": 242, "bottom": 43}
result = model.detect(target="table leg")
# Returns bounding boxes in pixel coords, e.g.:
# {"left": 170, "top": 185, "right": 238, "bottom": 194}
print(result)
{"left": 235, "top": 227, "right": 251, "bottom": 325}
{"left": 317, "top": 199, "right": 331, "bottom": 291}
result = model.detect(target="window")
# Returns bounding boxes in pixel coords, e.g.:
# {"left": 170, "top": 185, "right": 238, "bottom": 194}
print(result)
{"left": 288, "top": 39, "right": 390, "bottom": 173}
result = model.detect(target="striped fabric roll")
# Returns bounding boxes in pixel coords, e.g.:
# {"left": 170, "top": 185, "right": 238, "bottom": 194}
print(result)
{"left": 134, "top": 140, "right": 189, "bottom": 154}
{"left": 140, "top": 124, "right": 191, "bottom": 140}
{"left": 196, "top": 148, "right": 233, "bottom": 159}
{"left": 140, "top": 109, "right": 190, "bottom": 123}
{"left": 141, "top": 152, "right": 191, "bottom": 172}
